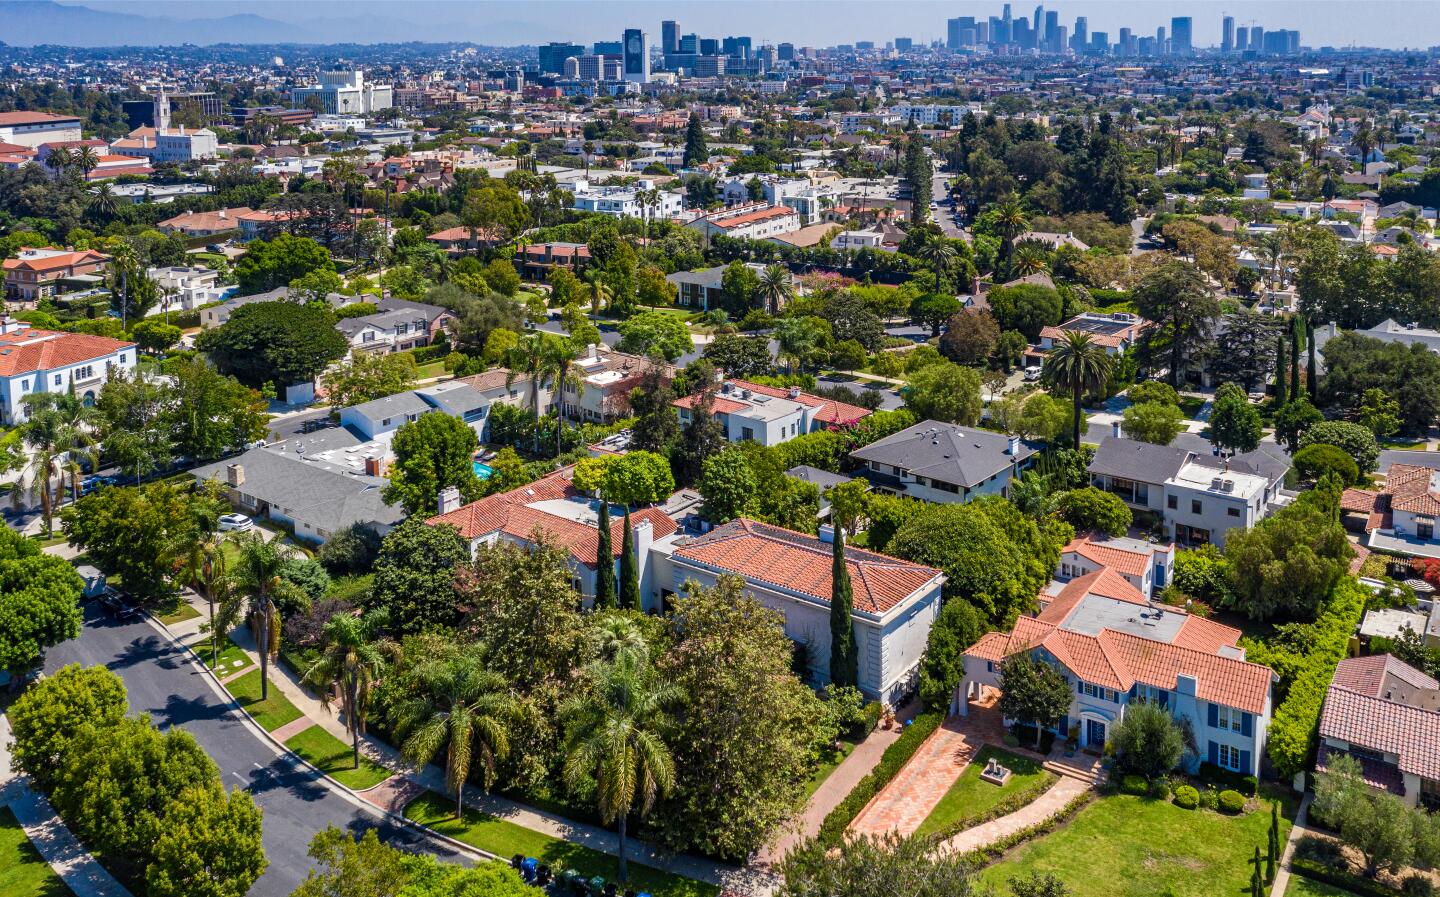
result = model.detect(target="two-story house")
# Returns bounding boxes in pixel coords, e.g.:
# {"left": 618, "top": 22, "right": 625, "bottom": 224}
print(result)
{"left": 1057, "top": 532, "right": 1176, "bottom": 597}
{"left": 334, "top": 298, "right": 455, "bottom": 357}
{"left": 513, "top": 242, "right": 592, "bottom": 280}
{"left": 0, "top": 317, "right": 136, "bottom": 424}
{"left": 672, "top": 378, "right": 871, "bottom": 446}
{"left": 962, "top": 572, "right": 1275, "bottom": 775}
{"left": 1319, "top": 655, "right": 1440, "bottom": 808}
{"left": 1088, "top": 433, "right": 1289, "bottom": 548}
{"left": 561, "top": 346, "right": 671, "bottom": 424}
{"left": 1037, "top": 312, "right": 1149, "bottom": 357}
{"left": 666, "top": 263, "right": 792, "bottom": 312}
{"left": 849, "top": 420, "right": 1036, "bottom": 503}
{"left": 1344, "top": 463, "right": 1440, "bottom": 559}
{"left": 2, "top": 248, "right": 110, "bottom": 303}
{"left": 146, "top": 266, "right": 230, "bottom": 315}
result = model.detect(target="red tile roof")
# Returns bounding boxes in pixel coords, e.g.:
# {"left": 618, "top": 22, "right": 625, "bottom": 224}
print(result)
{"left": 1333, "top": 654, "right": 1440, "bottom": 698}
{"left": 0, "top": 328, "right": 134, "bottom": 376}
{"left": 1037, "top": 569, "right": 1147, "bottom": 623}
{"left": 1320, "top": 683, "right": 1440, "bottom": 781}
{"left": 1383, "top": 464, "right": 1440, "bottom": 517}
{"left": 0, "top": 111, "right": 79, "bottom": 126}
{"left": 673, "top": 379, "right": 871, "bottom": 428}
{"left": 705, "top": 205, "right": 798, "bottom": 229}
{"left": 2, "top": 249, "right": 108, "bottom": 275}
{"left": 1061, "top": 535, "right": 1158, "bottom": 577}
{"left": 158, "top": 208, "right": 253, "bottom": 232}
{"left": 669, "top": 518, "right": 943, "bottom": 616}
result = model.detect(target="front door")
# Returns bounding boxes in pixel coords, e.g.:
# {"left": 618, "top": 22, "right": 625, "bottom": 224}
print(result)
{"left": 1420, "top": 520, "right": 1435, "bottom": 541}
{"left": 1086, "top": 719, "right": 1106, "bottom": 750}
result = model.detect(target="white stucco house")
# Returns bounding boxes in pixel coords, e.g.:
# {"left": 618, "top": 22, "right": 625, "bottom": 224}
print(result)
{"left": 0, "top": 319, "right": 136, "bottom": 425}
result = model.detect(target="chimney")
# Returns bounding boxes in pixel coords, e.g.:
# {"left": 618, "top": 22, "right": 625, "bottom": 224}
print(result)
{"left": 218, "top": 209, "right": 226, "bottom": 219}
{"left": 1111, "top": 420, "right": 1122, "bottom": 439}
{"left": 226, "top": 463, "right": 245, "bottom": 487}
{"left": 437, "top": 485, "right": 462, "bottom": 515}
{"left": 1007, "top": 434, "right": 1020, "bottom": 456}
{"left": 363, "top": 456, "right": 382, "bottom": 476}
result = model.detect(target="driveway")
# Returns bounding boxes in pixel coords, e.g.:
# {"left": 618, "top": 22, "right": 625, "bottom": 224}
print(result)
{"left": 43, "top": 605, "right": 469, "bottom": 897}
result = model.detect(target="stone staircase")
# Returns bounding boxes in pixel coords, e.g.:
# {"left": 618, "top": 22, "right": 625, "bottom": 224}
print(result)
{"left": 1043, "top": 752, "right": 1104, "bottom": 786}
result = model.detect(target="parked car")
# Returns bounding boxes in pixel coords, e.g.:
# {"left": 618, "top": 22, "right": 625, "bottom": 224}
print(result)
{"left": 81, "top": 474, "right": 118, "bottom": 495}
{"left": 218, "top": 513, "right": 254, "bottom": 532}
{"left": 98, "top": 586, "right": 139, "bottom": 621}
{"left": 1023, "top": 365, "right": 1043, "bottom": 381}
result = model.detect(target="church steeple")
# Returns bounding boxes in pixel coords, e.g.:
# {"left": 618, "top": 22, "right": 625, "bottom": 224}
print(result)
{"left": 154, "top": 88, "right": 171, "bottom": 131}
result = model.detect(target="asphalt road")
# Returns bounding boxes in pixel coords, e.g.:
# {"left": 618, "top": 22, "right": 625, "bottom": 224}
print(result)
{"left": 44, "top": 605, "right": 469, "bottom": 897}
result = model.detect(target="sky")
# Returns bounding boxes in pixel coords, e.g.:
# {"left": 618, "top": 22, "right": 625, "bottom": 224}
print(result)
{"left": 56, "top": 0, "right": 1440, "bottom": 49}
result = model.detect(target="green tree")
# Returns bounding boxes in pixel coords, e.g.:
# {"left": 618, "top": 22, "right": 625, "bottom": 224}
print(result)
{"left": 7, "top": 663, "right": 126, "bottom": 789}
{"left": 366, "top": 519, "right": 470, "bottom": 634}
{"left": 1274, "top": 333, "right": 1289, "bottom": 407}
{"left": 322, "top": 352, "right": 418, "bottom": 412}
{"left": 561, "top": 647, "right": 677, "bottom": 884}
{"left": 0, "top": 527, "right": 82, "bottom": 685}
{"left": 1358, "top": 387, "right": 1401, "bottom": 439}
{"left": 997, "top": 654, "right": 1074, "bottom": 749}
{"left": 831, "top": 339, "right": 869, "bottom": 372}
{"left": 1223, "top": 482, "right": 1354, "bottom": 621}
{"left": 293, "top": 827, "right": 423, "bottom": 897}
{"left": 234, "top": 233, "right": 333, "bottom": 294}
{"left": 131, "top": 318, "right": 183, "bottom": 355}
{"left": 829, "top": 527, "right": 858, "bottom": 690}
{"left": 146, "top": 785, "right": 267, "bottom": 897}
{"left": 1209, "top": 387, "right": 1264, "bottom": 454}
{"left": 619, "top": 508, "right": 640, "bottom": 610}
{"left": 19, "top": 393, "right": 93, "bottom": 535}
{"left": 683, "top": 113, "right": 708, "bottom": 168}
{"left": 170, "top": 358, "right": 270, "bottom": 462}
{"left": 196, "top": 300, "right": 348, "bottom": 391}
{"left": 1109, "top": 700, "right": 1185, "bottom": 780}
{"left": 303, "top": 611, "right": 390, "bottom": 770}
{"left": 1274, "top": 397, "right": 1324, "bottom": 450}
{"left": 393, "top": 642, "right": 515, "bottom": 818}
{"left": 1056, "top": 486, "right": 1133, "bottom": 537}
{"left": 227, "top": 531, "right": 307, "bottom": 700}
{"left": 62, "top": 481, "right": 199, "bottom": 602}
{"left": 699, "top": 446, "right": 757, "bottom": 523}
{"left": 1046, "top": 331, "right": 1115, "bottom": 447}
{"left": 603, "top": 450, "right": 676, "bottom": 507}
{"left": 918, "top": 598, "right": 986, "bottom": 711}
{"left": 1296, "top": 420, "right": 1380, "bottom": 476}
{"left": 780, "top": 831, "right": 985, "bottom": 897}
{"left": 1121, "top": 401, "right": 1185, "bottom": 446}
{"left": 616, "top": 310, "right": 694, "bottom": 361}
{"left": 1132, "top": 260, "right": 1220, "bottom": 387}
{"left": 594, "top": 498, "right": 615, "bottom": 609}
{"left": 909, "top": 293, "right": 961, "bottom": 338}
{"left": 93, "top": 370, "right": 173, "bottom": 480}
{"left": 939, "top": 308, "right": 1000, "bottom": 366}
{"left": 383, "top": 413, "right": 484, "bottom": 516}
{"left": 1293, "top": 443, "right": 1360, "bottom": 486}
{"left": 703, "top": 333, "right": 773, "bottom": 378}
{"left": 903, "top": 361, "right": 982, "bottom": 424}
{"left": 985, "top": 284, "right": 1061, "bottom": 341}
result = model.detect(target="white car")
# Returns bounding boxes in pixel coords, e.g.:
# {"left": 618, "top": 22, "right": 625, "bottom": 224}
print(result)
{"left": 218, "top": 513, "right": 254, "bottom": 532}
{"left": 1023, "top": 365, "right": 1043, "bottom": 382}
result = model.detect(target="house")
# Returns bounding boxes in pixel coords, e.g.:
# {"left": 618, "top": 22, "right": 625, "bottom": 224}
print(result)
{"left": 0, "top": 317, "right": 136, "bottom": 424}
{"left": 666, "top": 262, "right": 793, "bottom": 312}
{"left": 1057, "top": 532, "right": 1176, "bottom": 597}
{"left": 200, "top": 287, "right": 369, "bottom": 329}
{"left": 560, "top": 345, "right": 671, "bottom": 424}
{"left": 1088, "top": 433, "right": 1289, "bottom": 548}
{"left": 1346, "top": 463, "right": 1440, "bottom": 559}
{"left": 191, "top": 440, "right": 403, "bottom": 545}
{"left": 685, "top": 203, "right": 803, "bottom": 242}
{"left": 849, "top": 420, "right": 1036, "bottom": 503}
{"left": 110, "top": 126, "right": 219, "bottom": 163}
{"left": 513, "top": 242, "right": 592, "bottom": 280}
{"left": 1038, "top": 312, "right": 1149, "bottom": 357}
{"left": 651, "top": 518, "right": 946, "bottom": 704}
{"left": 962, "top": 575, "right": 1274, "bottom": 773}
{"left": 338, "top": 381, "right": 491, "bottom": 442}
{"left": 2, "top": 248, "right": 111, "bottom": 303}
{"left": 157, "top": 208, "right": 252, "bottom": 238}
{"left": 1017, "top": 231, "right": 1091, "bottom": 252}
{"left": 0, "top": 111, "right": 82, "bottom": 149}
{"left": 1318, "top": 655, "right": 1440, "bottom": 808}
{"left": 145, "top": 266, "right": 230, "bottom": 315}
{"left": 426, "top": 226, "right": 501, "bottom": 256}
{"left": 672, "top": 378, "right": 872, "bottom": 446}
{"left": 570, "top": 179, "right": 684, "bottom": 220}
{"left": 334, "top": 298, "right": 455, "bottom": 357}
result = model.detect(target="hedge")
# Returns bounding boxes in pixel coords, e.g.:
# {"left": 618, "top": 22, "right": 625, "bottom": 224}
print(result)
{"left": 816, "top": 711, "right": 943, "bottom": 847}
{"left": 1291, "top": 858, "right": 1402, "bottom": 897}
{"left": 957, "top": 791, "right": 1095, "bottom": 864}
{"left": 1198, "top": 762, "right": 1259, "bottom": 797}
{"left": 1246, "top": 579, "right": 1367, "bottom": 779}
{"left": 923, "top": 773, "right": 1059, "bottom": 844}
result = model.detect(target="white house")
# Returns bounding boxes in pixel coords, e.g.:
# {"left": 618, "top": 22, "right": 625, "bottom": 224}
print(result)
{"left": 570, "top": 179, "right": 683, "bottom": 220}
{"left": 0, "top": 318, "right": 136, "bottom": 424}
{"left": 685, "top": 203, "right": 803, "bottom": 242}
{"left": 672, "top": 378, "right": 872, "bottom": 447}
{"left": 1057, "top": 532, "right": 1176, "bottom": 597}
{"left": 146, "top": 266, "right": 230, "bottom": 315}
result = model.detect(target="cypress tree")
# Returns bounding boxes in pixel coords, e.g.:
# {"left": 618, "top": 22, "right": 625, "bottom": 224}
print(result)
{"left": 594, "top": 499, "right": 615, "bottom": 608}
{"left": 1289, "top": 315, "right": 1303, "bottom": 400}
{"left": 829, "top": 527, "right": 859, "bottom": 689}
{"left": 619, "top": 508, "right": 640, "bottom": 611}
{"left": 683, "top": 113, "right": 707, "bottom": 168}
{"left": 1306, "top": 317, "right": 1318, "bottom": 400}
{"left": 1274, "top": 334, "right": 1288, "bottom": 407}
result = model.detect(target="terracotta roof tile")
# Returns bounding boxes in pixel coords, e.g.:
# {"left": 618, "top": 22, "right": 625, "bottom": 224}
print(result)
{"left": 1320, "top": 684, "right": 1440, "bottom": 781}
{"left": 0, "top": 328, "right": 133, "bottom": 376}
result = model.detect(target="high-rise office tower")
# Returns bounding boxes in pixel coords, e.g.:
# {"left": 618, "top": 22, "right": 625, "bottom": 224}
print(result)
{"left": 989, "top": 15, "right": 1008, "bottom": 44}
{"left": 593, "top": 41, "right": 621, "bottom": 56}
{"left": 699, "top": 38, "right": 719, "bottom": 56}
{"left": 948, "top": 17, "right": 977, "bottom": 49}
{"left": 1170, "top": 17, "right": 1192, "bottom": 53}
{"left": 1118, "top": 27, "right": 1132, "bottom": 55}
{"left": 895, "top": 37, "right": 913, "bottom": 51}
{"left": 1003, "top": 3, "right": 1012, "bottom": 24}
{"left": 1072, "top": 16, "right": 1087, "bottom": 51}
{"left": 1222, "top": 16, "right": 1235, "bottom": 52}
{"left": 1090, "top": 31, "right": 1108, "bottom": 53}
{"left": 1044, "top": 11, "right": 1059, "bottom": 50}
{"left": 1235, "top": 27, "right": 1249, "bottom": 51}
{"left": 977, "top": 21, "right": 988, "bottom": 43}
{"left": 622, "top": 29, "right": 649, "bottom": 83}
{"left": 1249, "top": 26, "right": 1264, "bottom": 51}
{"left": 1033, "top": 5, "right": 1044, "bottom": 40}
{"left": 722, "top": 36, "right": 752, "bottom": 58}
{"left": 679, "top": 33, "right": 698, "bottom": 53}
{"left": 662, "top": 20, "right": 679, "bottom": 55}
{"left": 538, "top": 42, "right": 585, "bottom": 74}
{"left": 777, "top": 42, "right": 795, "bottom": 61}
{"left": 1156, "top": 26, "right": 1166, "bottom": 52}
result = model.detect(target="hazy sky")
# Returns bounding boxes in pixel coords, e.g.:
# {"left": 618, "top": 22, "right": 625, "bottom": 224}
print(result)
{"left": 61, "top": 1, "right": 1440, "bottom": 49}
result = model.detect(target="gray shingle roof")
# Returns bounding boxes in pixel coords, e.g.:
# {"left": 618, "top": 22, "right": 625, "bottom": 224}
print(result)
{"left": 1088, "top": 437, "right": 1191, "bottom": 483}
{"left": 849, "top": 420, "right": 1033, "bottom": 489}
{"left": 191, "top": 447, "right": 404, "bottom": 536}
{"left": 347, "top": 391, "right": 433, "bottom": 421}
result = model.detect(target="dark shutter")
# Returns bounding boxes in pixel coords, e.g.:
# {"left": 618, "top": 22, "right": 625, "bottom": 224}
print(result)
{"left": 1159, "top": 690, "right": 1170, "bottom": 708}
{"left": 1207, "top": 703, "right": 1219, "bottom": 728}
{"left": 1240, "top": 750, "right": 1251, "bottom": 774}
{"left": 1241, "top": 712, "right": 1253, "bottom": 737}
{"left": 1208, "top": 741, "right": 1219, "bottom": 766}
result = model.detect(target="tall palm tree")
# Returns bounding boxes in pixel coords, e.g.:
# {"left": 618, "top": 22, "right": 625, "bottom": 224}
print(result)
{"left": 756, "top": 264, "right": 793, "bottom": 313}
{"left": 18, "top": 393, "right": 91, "bottom": 535}
{"left": 304, "top": 611, "right": 391, "bottom": 769}
{"left": 1043, "top": 330, "right": 1114, "bottom": 449}
{"left": 227, "top": 531, "right": 304, "bottom": 701}
{"left": 1353, "top": 126, "right": 1377, "bottom": 164}
{"left": 394, "top": 645, "right": 515, "bottom": 818}
{"left": 72, "top": 145, "right": 99, "bottom": 180}
{"left": 993, "top": 198, "right": 1030, "bottom": 273}
{"left": 561, "top": 653, "right": 677, "bottom": 883}
{"left": 542, "top": 337, "right": 584, "bottom": 457}
{"left": 504, "top": 332, "right": 553, "bottom": 455}
{"left": 1010, "top": 243, "right": 1050, "bottom": 277}
{"left": 774, "top": 316, "right": 821, "bottom": 375}
{"left": 43, "top": 148, "right": 68, "bottom": 179}
{"left": 174, "top": 497, "right": 230, "bottom": 667}
{"left": 585, "top": 270, "right": 613, "bottom": 317}
{"left": 914, "top": 234, "right": 957, "bottom": 292}
{"left": 87, "top": 182, "right": 119, "bottom": 221}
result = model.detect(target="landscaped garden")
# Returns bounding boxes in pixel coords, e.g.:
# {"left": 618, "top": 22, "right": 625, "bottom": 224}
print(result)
{"left": 977, "top": 791, "right": 1296, "bottom": 897}
{"left": 283, "top": 724, "right": 391, "bottom": 791}
{"left": 197, "top": 636, "right": 253, "bottom": 676}
{"left": 914, "top": 745, "right": 1055, "bottom": 839}
{"left": 225, "top": 669, "right": 303, "bottom": 731}
{"left": 403, "top": 791, "right": 719, "bottom": 897}
{"left": 804, "top": 737, "right": 856, "bottom": 799}
{"left": 1285, "top": 877, "right": 1366, "bottom": 897}
{"left": 0, "top": 807, "right": 71, "bottom": 897}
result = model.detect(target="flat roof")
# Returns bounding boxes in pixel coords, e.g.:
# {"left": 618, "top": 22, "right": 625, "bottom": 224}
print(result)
{"left": 1060, "top": 594, "right": 1187, "bottom": 642}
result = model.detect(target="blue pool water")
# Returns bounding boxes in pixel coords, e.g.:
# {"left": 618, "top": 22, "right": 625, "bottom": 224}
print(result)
{"left": 473, "top": 461, "right": 494, "bottom": 479}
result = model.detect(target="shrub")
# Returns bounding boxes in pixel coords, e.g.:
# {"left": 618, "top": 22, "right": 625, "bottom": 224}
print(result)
{"left": 1218, "top": 790, "right": 1246, "bottom": 814}
{"left": 1120, "top": 774, "right": 1149, "bottom": 796}
{"left": 1173, "top": 785, "right": 1199, "bottom": 809}
{"left": 1293, "top": 443, "right": 1360, "bottom": 486}
{"left": 1403, "top": 875, "right": 1436, "bottom": 897}
{"left": 860, "top": 701, "right": 884, "bottom": 736}
{"left": 816, "top": 712, "right": 943, "bottom": 847}
{"left": 1197, "top": 762, "right": 1259, "bottom": 797}
{"left": 1297, "top": 420, "right": 1380, "bottom": 475}
{"left": 1199, "top": 786, "right": 1220, "bottom": 811}
{"left": 1291, "top": 857, "right": 1405, "bottom": 897}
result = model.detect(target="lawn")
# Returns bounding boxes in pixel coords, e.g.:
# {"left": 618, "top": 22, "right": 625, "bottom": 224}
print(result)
{"left": 0, "top": 806, "right": 72, "bottom": 897}
{"left": 156, "top": 601, "right": 201, "bottom": 626}
{"left": 404, "top": 791, "right": 718, "bottom": 897}
{"left": 804, "top": 738, "right": 857, "bottom": 799}
{"left": 26, "top": 533, "right": 67, "bottom": 549}
{"left": 197, "top": 637, "right": 253, "bottom": 677}
{"left": 225, "top": 669, "right": 304, "bottom": 732}
{"left": 1285, "top": 876, "right": 1366, "bottom": 897}
{"left": 1177, "top": 396, "right": 1207, "bottom": 419}
{"left": 979, "top": 791, "right": 1296, "bottom": 897}
{"left": 1381, "top": 438, "right": 1429, "bottom": 451}
{"left": 414, "top": 360, "right": 448, "bottom": 379}
{"left": 914, "top": 745, "right": 1055, "bottom": 838}
{"left": 283, "top": 724, "right": 391, "bottom": 791}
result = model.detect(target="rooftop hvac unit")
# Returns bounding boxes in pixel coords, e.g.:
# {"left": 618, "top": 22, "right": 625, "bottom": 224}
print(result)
{"left": 1211, "top": 477, "right": 1224, "bottom": 490}
{"left": 1221, "top": 480, "right": 1235, "bottom": 493}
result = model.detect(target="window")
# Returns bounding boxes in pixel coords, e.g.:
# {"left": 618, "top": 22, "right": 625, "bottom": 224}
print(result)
{"left": 741, "top": 426, "right": 755, "bottom": 441}
{"left": 1167, "top": 495, "right": 1178, "bottom": 510}
{"left": 20, "top": 379, "right": 28, "bottom": 391}
{"left": 1227, "top": 507, "right": 1241, "bottom": 518}
{"left": 382, "top": 417, "right": 391, "bottom": 426}
{"left": 1081, "top": 682, "right": 1118, "bottom": 702}
{"left": 1217, "top": 706, "right": 1242, "bottom": 732}
{"left": 1191, "top": 499, "right": 1202, "bottom": 514}
{"left": 1218, "top": 743, "right": 1242, "bottom": 771}
{"left": 53, "top": 374, "right": 61, "bottom": 386}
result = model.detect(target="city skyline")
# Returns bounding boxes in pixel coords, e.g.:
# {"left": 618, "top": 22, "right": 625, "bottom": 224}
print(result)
{"left": 27, "top": 0, "right": 1440, "bottom": 49}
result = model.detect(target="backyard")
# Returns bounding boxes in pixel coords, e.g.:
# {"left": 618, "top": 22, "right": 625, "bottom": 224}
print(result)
{"left": 979, "top": 790, "right": 1297, "bottom": 897}
{"left": 914, "top": 745, "right": 1054, "bottom": 839}
{"left": 0, "top": 806, "right": 71, "bottom": 897}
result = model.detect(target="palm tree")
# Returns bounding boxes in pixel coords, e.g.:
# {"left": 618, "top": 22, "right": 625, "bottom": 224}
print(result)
{"left": 72, "top": 145, "right": 99, "bottom": 180}
{"left": 87, "top": 183, "right": 119, "bottom": 221}
{"left": 993, "top": 198, "right": 1030, "bottom": 273}
{"left": 1307, "top": 137, "right": 1327, "bottom": 167}
{"left": 589, "top": 616, "right": 647, "bottom": 666}
{"left": 304, "top": 611, "right": 391, "bottom": 770}
{"left": 756, "top": 264, "right": 793, "bottom": 313}
{"left": 1353, "top": 126, "right": 1377, "bottom": 165}
{"left": 1043, "top": 330, "right": 1114, "bottom": 449}
{"left": 505, "top": 332, "right": 554, "bottom": 456}
{"left": 542, "top": 338, "right": 584, "bottom": 457}
{"left": 560, "top": 653, "right": 677, "bottom": 883}
{"left": 774, "top": 316, "right": 821, "bottom": 375}
{"left": 227, "top": 531, "right": 305, "bottom": 701}
{"left": 18, "top": 393, "right": 92, "bottom": 535}
{"left": 582, "top": 141, "right": 595, "bottom": 176}
{"left": 585, "top": 270, "right": 613, "bottom": 317}
{"left": 914, "top": 233, "right": 957, "bottom": 292}
{"left": 1010, "top": 243, "right": 1050, "bottom": 277}
{"left": 394, "top": 645, "right": 515, "bottom": 818}
{"left": 43, "top": 148, "right": 69, "bottom": 179}
{"left": 173, "top": 498, "right": 231, "bottom": 667}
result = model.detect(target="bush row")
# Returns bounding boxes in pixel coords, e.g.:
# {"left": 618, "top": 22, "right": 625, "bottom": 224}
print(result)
{"left": 925, "top": 772, "right": 1060, "bottom": 844}
{"left": 1290, "top": 858, "right": 1412, "bottom": 897}
{"left": 1198, "top": 762, "right": 1259, "bottom": 797}
{"left": 815, "top": 711, "right": 943, "bottom": 847}
{"left": 1244, "top": 579, "right": 1367, "bottom": 779}
{"left": 957, "top": 791, "right": 1096, "bottom": 864}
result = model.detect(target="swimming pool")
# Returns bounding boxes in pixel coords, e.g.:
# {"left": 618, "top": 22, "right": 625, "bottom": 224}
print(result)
{"left": 473, "top": 461, "right": 494, "bottom": 479}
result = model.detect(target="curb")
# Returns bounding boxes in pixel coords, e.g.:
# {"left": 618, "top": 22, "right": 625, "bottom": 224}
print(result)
{"left": 142, "top": 612, "right": 501, "bottom": 865}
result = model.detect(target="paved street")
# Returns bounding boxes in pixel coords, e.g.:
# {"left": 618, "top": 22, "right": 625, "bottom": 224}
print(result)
{"left": 43, "top": 605, "right": 470, "bottom": 897}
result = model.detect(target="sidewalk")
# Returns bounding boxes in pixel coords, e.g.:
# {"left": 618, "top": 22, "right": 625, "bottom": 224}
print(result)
{"left": 941, "top": 776, "right": 1087, "bottom": 854}
{"left": 214, "top": 622, "right": 761, "bottom": 893}
{"left": 0, "top": 717, "right": 133, "bottom": 897}
{"left": 1271, "top": 794, "right": 1313, "bottom": 897}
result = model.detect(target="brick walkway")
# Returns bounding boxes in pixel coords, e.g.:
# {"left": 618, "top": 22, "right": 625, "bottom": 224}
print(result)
{"left": 358, "top": 775, "right": 427, "bottom": 813}
{"left": 941, "top": 775, "right": 1088, "bottom": 853}
{"left": 849, "top": 698, "right": 1007, "bottom": 839}
{"left": 269, "top": 717, "right": 315, "bottom": 744}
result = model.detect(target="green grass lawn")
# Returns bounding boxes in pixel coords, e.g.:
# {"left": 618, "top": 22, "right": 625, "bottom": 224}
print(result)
{"left": 804, "top": 738, "right": 857, "bottom": 799}
{"left": 283, "top": 724, "right": 391, "bottom": 791}
{"left": 414, "top": 360, "right": 448, "bottom": 379}
{"left": 915, "top": 746, "right": 1054, "bottom": 839}
{"left": 225, "top": 669, "right": 304, "bottom": 732}
{"left": 980, "top": 791, "right": 1295, "bottom": 897}
{"left": 26, "top": 533, "right": 67, "bottom": 549}
{"left": 156, "top": 601, "right": 201, "bottom": 626}
{"left": 0, "top": 806, "right": 72, "bottom": 897}
{"left": 1177, "top": 396, "right": 1207, "bottom": 419}
{"left": 1381, "top": 438, "right": 1429, "bottom": 451}
{"left": 404, "top": 791, "right": 719, "bottom": 897}
{"left": 198, "top": 637, "right": 253, "bottom": 676}
{"left": 1285, "top": 876, "right": 1366, "bottom": 897}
